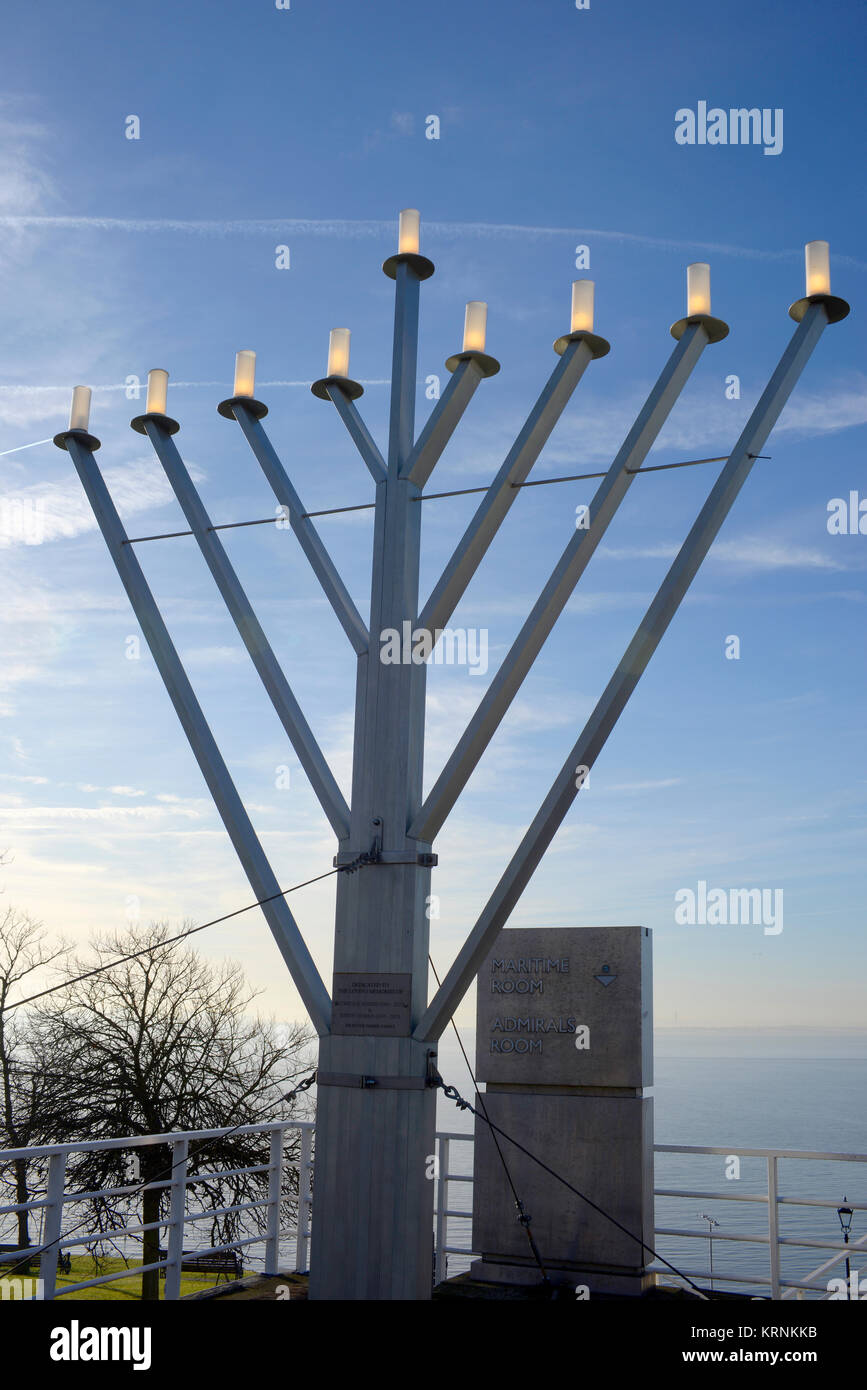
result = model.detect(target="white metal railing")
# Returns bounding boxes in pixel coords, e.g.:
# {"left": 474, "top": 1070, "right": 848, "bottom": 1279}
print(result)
{"left": 0, "top": 1120, "right": 313, "bottom": 1300}
{"left": 434, "top": 1132, "right": 476, "bottom": 1285}
{"left": 430, "top": 1135, "right": 867, "bottom": 1299}
{"left": 3, "top": 1127, "right": 863, "bottom": 1299}
{"left": 783, "top": 1228, "right": 867, "bottom": 1300}
{"left": 651, "top": 1144, "right": 867, "bottom": 1299}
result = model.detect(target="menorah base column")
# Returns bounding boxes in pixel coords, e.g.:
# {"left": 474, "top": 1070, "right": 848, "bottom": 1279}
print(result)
{"left": 308, "top": 1034, "right": 437, "bottom": 1300}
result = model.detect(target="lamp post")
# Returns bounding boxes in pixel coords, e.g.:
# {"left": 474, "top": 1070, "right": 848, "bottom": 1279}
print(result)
{"left": 54, "top": 218, "right": 849, "bottom": 1299}
{"left": 698, "top": 1212, "right": 720, "bottom": 1293}
{"left": 838, "top": 1198, "right": 854, "bottom": 1298}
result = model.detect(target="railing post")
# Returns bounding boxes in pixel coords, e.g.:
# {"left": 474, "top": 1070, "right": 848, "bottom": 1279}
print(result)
{"left": 767, "top": 1156, "right": 782, "bottom": 1299}
{"left": 435, "top": 1137, "right": 449, "bottom": 1286}
{"left": 39, "top": 1151, "right": 67, "bottom": 1301}
{"left": 164, "top": 1138, "right": 188, "bottom": 1301}
{"left": 265, "top": 1128, "right": 285, "bottom": 1276}
{"left": 295, "top": 1126, "right": 313, "bottom": 1274}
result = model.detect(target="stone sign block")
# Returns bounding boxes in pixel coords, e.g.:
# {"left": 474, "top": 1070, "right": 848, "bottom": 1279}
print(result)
{"left": 469, "top": 925, "right": 654, "bottom": 1294}
{"left": 472, "top": 1091, "right": 653, "bottom": 1289}
{"left": 475, "top": 925, "right": 652, "bottom": 1089}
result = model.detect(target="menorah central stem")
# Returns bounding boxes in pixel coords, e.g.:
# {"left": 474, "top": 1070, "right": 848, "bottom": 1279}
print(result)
{"left": 309, "top": 258, "right": 438, "bottom": 1300}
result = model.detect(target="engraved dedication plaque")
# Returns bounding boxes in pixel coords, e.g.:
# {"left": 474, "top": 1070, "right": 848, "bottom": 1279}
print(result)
{"left": 331, "top": 972, "right": 413, "bottom": 1036}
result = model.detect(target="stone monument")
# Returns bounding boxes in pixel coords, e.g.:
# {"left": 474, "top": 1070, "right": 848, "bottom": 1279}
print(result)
{"left": 470, "top": 925, "right": 653, "bottom": 1294}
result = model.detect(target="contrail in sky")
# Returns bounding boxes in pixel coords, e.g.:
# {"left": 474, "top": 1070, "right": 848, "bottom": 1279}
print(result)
{"left": 0, "top": 437, "right": 54, "bottom": 457}
{"left": 0, "top": 215, "right": 864, "bottom": 269}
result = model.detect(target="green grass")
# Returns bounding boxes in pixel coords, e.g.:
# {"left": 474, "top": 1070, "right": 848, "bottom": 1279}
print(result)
{"left": 1, "top": 1254, "right": 246, "bottom": 1301}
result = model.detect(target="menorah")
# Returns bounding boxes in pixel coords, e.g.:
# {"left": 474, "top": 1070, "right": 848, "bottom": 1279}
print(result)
{"left": 53, "top": 215, "right": 848, "bottom": 1299}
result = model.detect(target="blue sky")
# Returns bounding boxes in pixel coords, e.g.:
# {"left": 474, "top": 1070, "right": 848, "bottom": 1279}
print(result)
{"left": 0, "top": 0, "right": 865, "bottom": 1030}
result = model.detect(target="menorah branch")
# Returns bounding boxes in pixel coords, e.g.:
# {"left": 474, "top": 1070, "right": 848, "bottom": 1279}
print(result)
{"left": 402, "top": 356, "right": 486, "bottom": 489}
{"left": 142, "top": 416, "right": 351, "bottom": 840}
{"left": 56, "top": 433, "right": 333, "bottom": 1036}
{"left": 418, "top": 334, "right": 598, "bottom": 638}
{"left": 229, "top": 401, "right": 369, "bottom": 655}
{"left": 324, "top": 385, "right": 387, "bottom": 483}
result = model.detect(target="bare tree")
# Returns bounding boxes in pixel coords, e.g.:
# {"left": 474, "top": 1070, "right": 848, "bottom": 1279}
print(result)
{"left": 33, "top": 923, "right": 315, "bottom": 1299}
{"left": 0, "top": 907, "right": 68, "bottom": 1265}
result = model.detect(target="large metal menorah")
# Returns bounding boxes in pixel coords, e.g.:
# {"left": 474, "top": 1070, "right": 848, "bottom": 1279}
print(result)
{"left": 53, "top": 217, "right": 848, "bottom": 1299}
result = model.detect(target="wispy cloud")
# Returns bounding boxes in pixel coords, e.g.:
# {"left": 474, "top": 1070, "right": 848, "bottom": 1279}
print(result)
{"left": 183, "top": 645, "right": 249, "bottom": 669}
{"left": 0, "top": 108, "right": 55, "bottom": 227}
{"left": 599, "top": 535, "right": 850, "bottom": 573}
{"left": 0, "top": 803, "right": 204, "bottom": 823}
{"left": 542, "top": 379, "right": 867, "bottom": 470}
{"left": 437, "top": 376, "right": 867, "bottom": 491}
{"left": 712, "top": 537, "right": 851, "bottom": 573}
{"left": 0, "top": 458, "right": 206, "bottom": 547}
{"left": 656, "top": 379, "right": 867, "bottom": 451}
{"left": 389, "top": 111, "right": 415, "bottom": 136}
{"left": 600, "top": 777, "right": 684, "bottom": 793}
